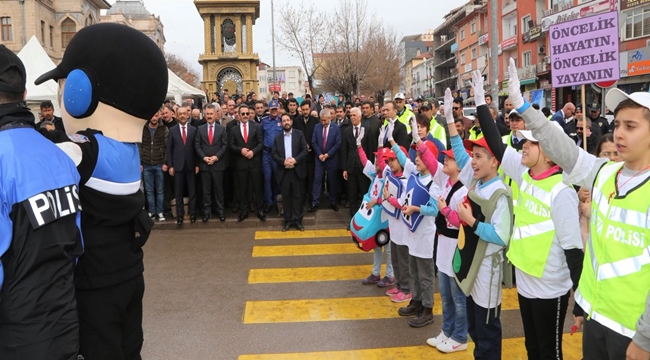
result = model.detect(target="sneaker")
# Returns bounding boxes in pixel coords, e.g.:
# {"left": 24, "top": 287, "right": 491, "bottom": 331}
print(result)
{"left": 158, "top": 213, "right": 166, "bottom": 222}
{"left": 148, "top": 212, "right": 154, "bottom": 218}
{"left": 436, "top": 338, "right": 468, "bottom": 353}
{"left": 377, "top": 276, "right": 395, "bottom": 288}
{"left": 362, "top": 274, "right": 381, "bottom": 285}
{"left": 426, "top": 331, "right": 448, "bottom": 348}
{"left": 390, "top": 291, "right": 412, "bottom": 303}
{"left": 385, "top": 287, "right": 400, "bottom": 296}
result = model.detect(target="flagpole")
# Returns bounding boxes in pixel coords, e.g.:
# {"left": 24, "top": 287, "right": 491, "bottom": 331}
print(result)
{"left": 271, "top": 0, "right": 277, "bottom": 83}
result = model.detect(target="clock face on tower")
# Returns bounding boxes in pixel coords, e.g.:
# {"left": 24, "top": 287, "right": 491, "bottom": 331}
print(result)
{"left": 222, "top": 19, "right": 236, "bottom": 46}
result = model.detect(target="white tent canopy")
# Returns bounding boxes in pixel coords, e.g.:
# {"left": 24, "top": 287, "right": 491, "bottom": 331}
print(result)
{"left": 166, "top": 69, "right": 205, "bottom": 104}
{"left": 17, "top": 36, "right": 61, "bottom": 118}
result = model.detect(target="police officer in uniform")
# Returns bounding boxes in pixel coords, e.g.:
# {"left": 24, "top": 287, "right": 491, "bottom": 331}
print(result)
{"left": 261, "top": 99, "right": 284, "bottom": 213}
{"left": 0, "top": 45, "right": 83, "bottom": 359}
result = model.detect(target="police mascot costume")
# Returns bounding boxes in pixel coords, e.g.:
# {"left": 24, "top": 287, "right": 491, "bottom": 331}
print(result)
{"left": 0, "top": 46, "right": 82, "bottom": 360}
{"left": 35, "top": 23, "right": 168, "bottom": 359}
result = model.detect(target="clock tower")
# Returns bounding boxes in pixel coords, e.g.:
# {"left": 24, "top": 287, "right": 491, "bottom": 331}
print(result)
{"left": 194, "top": 0, "right": 260, "bottom": 97}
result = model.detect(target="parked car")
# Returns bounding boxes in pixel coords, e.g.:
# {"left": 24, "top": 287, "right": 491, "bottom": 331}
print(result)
{"left": 464, "top": 107, "right": 477, "bottom": 121}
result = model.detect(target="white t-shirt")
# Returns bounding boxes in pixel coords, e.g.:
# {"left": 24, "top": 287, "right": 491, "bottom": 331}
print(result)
{"left": 459, "top": 160, "right": 512, "bottom": 308}
{"left": 501, "top": 147, "right": 583, "bottom": 299}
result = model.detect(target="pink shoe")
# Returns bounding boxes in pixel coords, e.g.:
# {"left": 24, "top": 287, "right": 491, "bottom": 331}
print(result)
{"left": 385, "top": 287, "right": 400, "bottom": 296}
{"left": 390, "top": 291, "right": 412, "bottom": 303}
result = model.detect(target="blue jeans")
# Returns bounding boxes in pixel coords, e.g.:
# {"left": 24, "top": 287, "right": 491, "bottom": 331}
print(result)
{"left": 372, "top": 241, "right": 393, "bottom": 278}
{"left": 439, "top": 272, "right": 468, "bottom": 343}
{"left": 143, "top": 164, "right": 164, "bottom": 214}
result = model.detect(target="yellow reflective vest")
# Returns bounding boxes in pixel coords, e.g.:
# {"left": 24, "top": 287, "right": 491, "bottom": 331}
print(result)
{"left": 508, "top": 172, "right": 568, "bottom": 278}
{"left": 501, "top": 134, "right": 521, "bottom": 206}
{"left": 430, "top": 119, "right": 447, "bottom": 148}
{"left": 575, "top": 162, "right": 650, "bottom": 338}
{"left": 468, "top": 126, "right": 483, "bottom": 141}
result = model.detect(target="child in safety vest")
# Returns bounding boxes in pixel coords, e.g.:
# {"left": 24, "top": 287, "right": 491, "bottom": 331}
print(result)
{"left": 386, "top": 115, "right": 442, "bottom": 328}
{"left": 506, "top": 57, "right": 650, "bottom": 360}
{"left": 444, "top": 87, "right": 513, "bottom": 360}
{"left": 379, "top": 124, "right": 412, "bottom": 303}
{"left": 470, "top": 70, "right": 585, "bottom": 359}
{"left": 427, "top": 148, "right": 471, "bottom": 353}
{"left": 355, "top": 127, "right": 394, "bottom": 287}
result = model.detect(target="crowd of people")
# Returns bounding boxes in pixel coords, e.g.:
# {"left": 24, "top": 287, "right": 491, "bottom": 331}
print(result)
{"left": 3, "top": 28, "right": 650, "bottom": 358}
{"left": 139, "top": 89, "right": 409, "bottom": 228}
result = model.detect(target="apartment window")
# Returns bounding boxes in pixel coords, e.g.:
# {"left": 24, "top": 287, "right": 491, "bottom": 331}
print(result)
{"left": 513, "top": 24, "right": 517, "bottom": 35}
{"left": 85, "top": 16, "right": 94, "bottom": 27}
{"left": 49, "top": 25, "right": 53, "bottom": 47}
{"left": 460, "top": 29, "right": 465, "bottom": 40}
{"left": 624, "top": 8, "right": 650, "bottom": 40}
{"left": 289, "top": 82, "right": 296, "bottom": 90}
{"left": 1, "top": 17, "right": 12, "bottom": 41}
{"left": 461, "top": 53, "right": 466, "bottom": 64}
{"left": 470, "top": 21, "right": 476, "bottom": 34}
{"left": 40, "top": 21, "right": 45, "bottom": 43}
{"left": 471, "top": 48, "right": 477, "bottom": 59}
{"left": 522, "top": 15, "right": 531, "bottom": 33}
{"left": 523, "top": 51, "right": 532, "bottom": 66}
{"left": 61, "top": 18, "right": 76, "bottom": 48}
{"left": 289, "top": 70, "right": 296, "bottom": 78}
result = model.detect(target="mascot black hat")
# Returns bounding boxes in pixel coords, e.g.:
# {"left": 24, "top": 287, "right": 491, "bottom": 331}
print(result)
{"left": 35, "top": 23, "right": 167, "bottom": 122}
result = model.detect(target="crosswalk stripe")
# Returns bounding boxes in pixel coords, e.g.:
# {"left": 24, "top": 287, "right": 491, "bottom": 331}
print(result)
{"left": 238, "top": 332, "right": 583, "bottom": 359}
{"left": 255, "top": 229, "right": 349, "bottom": 240}
{"left": 252, "top": 243, "right": 360, "bottom": 257}
{"left": 248, "top": 265, "right": 386, "bottom": 284}
{"left": 243, "top": 288, "right": 519, "bottom": 324}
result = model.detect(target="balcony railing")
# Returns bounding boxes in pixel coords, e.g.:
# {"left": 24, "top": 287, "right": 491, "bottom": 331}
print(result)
{"left": 536, "top": 62, "right": 549, "bottom": 74}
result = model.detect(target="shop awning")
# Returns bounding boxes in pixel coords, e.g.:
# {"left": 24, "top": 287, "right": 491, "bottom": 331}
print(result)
{"left": 520, "top": 78, "right": 537, "bottom": 85}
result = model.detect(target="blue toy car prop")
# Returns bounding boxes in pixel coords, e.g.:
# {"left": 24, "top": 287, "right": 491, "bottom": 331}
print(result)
{"left": 350, "top": 195, "right": 390, "bottom": 252}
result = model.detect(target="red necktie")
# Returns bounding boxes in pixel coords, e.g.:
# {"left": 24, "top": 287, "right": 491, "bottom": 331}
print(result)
{"left": 243, "top": 122, "right": 248, "bottom": 143}
{"left": 322, "top": 126, "right": 328, "bottom": 152}
{"left": 354, "top": 126, "right": 358, "bottom": 139}
{"left": 182, "top": 126, "right": 187, "bottom": 145}
{"left": 208, "top": 125, "right": 213, "bottom": 144}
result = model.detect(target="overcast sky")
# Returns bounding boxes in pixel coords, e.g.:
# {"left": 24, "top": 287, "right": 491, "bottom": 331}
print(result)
{"left": 107, "top": 0, "right": 461, "bottom": 77}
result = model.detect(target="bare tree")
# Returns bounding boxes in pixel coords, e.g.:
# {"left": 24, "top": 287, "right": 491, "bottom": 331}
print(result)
{"left": 276, "top": 2, "right": 330, "bottom": 96}
{"left": 361, "top": 25, "right": 402, "bottom": 105}
{"left": 165, "top": 53, "right": 201, "bottom": 88}
{"left": 318, "top": 0, "right": 377, "bottom": 99}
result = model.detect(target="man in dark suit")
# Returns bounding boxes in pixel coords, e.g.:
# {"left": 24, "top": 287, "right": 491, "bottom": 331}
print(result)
{"left": 167, "top": 106, "right": 199, "bottom": 224}
{"left": 228, "top": 105, "right": 265, "bottom": 222}
{"left": 360, "top": 101, "right": 382, "bottom": 162}
{"left": 309, "top": 109, "right": 342, "bottom": 212}
{"left": 293, "top": 100, "right": 319, "bottom": 205}
{"left": 333, "top": 104, "right": 351, "bottom": 206}
{"left": 272, "top": 113, "right": 308, "bottom": 231}
{"left": 550, "top": 102, "right": 575, "bottom": 131}
{"left": 380, "top": 100, "right": 410, "bottom": 149}
{"left": 341, "top": 107, "right": 372, "bottom": 227}
{"left": 194, "top": 104, "right": 228, "bottom": 222}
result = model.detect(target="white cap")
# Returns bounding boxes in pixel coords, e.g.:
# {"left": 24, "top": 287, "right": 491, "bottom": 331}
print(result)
{"left": 394, "top": 93, "right": 406, "bottom": 100}
{"left": 516, "top": 121, "right": 563, "bottom": 143}
{"left": 508, "top": 109, "right": 522, "bottom": 118}
{"left": 605, "top": 88, "right": 650, "bottom": 113}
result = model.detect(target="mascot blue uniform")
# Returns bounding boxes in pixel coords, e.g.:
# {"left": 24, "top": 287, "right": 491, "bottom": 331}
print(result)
{"left": 0, "top": 45, "right": 82, "bottom": 359}
{"left": 35, "top": 23, "right": 168, "bottom": 360}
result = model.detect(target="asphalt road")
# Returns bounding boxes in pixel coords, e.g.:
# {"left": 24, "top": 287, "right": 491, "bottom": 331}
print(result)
{"left": 140, "top": 225, "right": 582, "bottom": 360}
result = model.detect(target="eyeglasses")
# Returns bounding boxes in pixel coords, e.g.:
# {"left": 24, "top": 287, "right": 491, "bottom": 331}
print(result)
{"left": 453, "top": 107, "right": 460, "bottom": 111}
{"left": 600, "top": 151, "right": 618, "bottom": 158}
{"left": 240, "top": 112, "right": 250, "bottom": 115}
{"left": 576, "top": 127, "right": 583, "bottom": 131}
